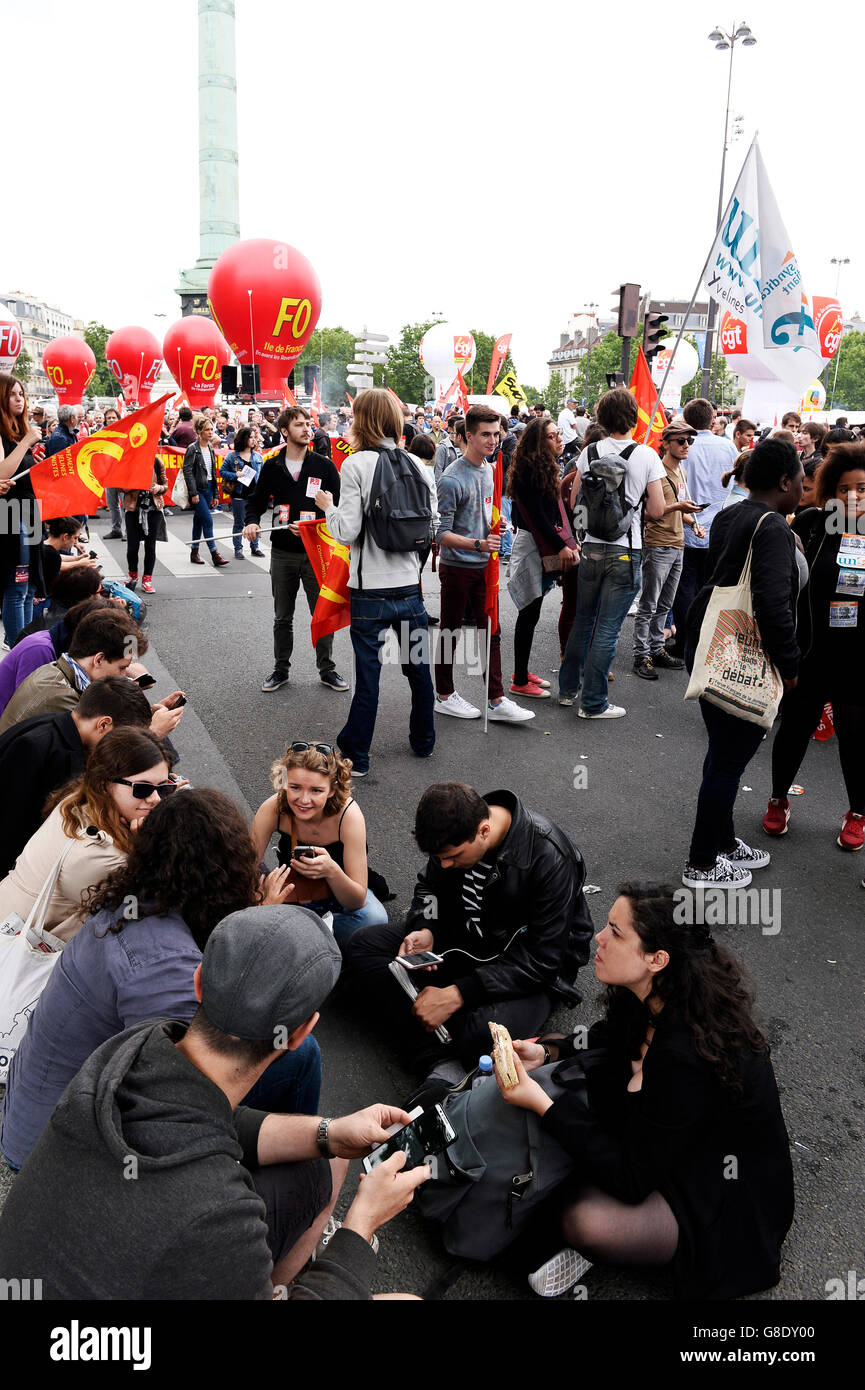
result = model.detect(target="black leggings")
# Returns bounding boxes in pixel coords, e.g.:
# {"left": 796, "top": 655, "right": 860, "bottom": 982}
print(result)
{"left": 514, "top": 596, "right": 544, "bottom": 685}
{"left": 126, "top": 511, "right": 157, "bottom": 577}
{"left": 771, "top": 666, "right": 865, "bottom": 812}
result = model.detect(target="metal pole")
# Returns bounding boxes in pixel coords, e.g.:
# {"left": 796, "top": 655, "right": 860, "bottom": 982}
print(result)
{"left": 702, "top": 32, "right": 736, "bottom": 399}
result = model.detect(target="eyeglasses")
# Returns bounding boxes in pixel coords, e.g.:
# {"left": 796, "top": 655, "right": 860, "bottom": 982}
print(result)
{"left": 670, "top": 437, "right": 692, "bottom": 446}
{"left": 112, "top": 779, "right": 177, "bottom": 800}
{"left": 289, "top": 741, "right": 334, "bottom": 758}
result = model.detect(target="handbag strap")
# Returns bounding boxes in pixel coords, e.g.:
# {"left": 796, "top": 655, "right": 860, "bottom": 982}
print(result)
{"left": 737, "top": 509, "right": 773, "bottom": 593}
{"left": 24, "top": 837, "right": 80, "bottom": 936}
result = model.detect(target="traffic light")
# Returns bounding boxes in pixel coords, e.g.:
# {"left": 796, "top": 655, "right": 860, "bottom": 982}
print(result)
{"left": 613, "top": 283, "right": 641, "bottom": 339}
{"left": 643, "top": 312, "right": 670, "bottom": 363}
{"left": 605, "top": 371, "right": 626, "bottom": 389}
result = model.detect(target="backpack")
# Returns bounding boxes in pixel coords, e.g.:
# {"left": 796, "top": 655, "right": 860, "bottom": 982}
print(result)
{"left": 576, "top": 442, "right": 639, "bottom": 543}
{"left": 357, "top": 446, "right": 433, "bottom": 588}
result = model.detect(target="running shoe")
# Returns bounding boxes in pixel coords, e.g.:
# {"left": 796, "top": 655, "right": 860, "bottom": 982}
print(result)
{"left": 724, "top": 838, "right": 770, "bottom": 869}
{"left": 487, "top": 697, "right": 535, "bottom": 723}
{"left": 511, "top": 671, "right": 551, "bottom": 688}
{"left": 762, "top": 797, "right": 790, "bottom": 836}
{"left": 509, "top": 679, "right": 550, "bottom": 698}
{"left": 434, "top": 692, "right": 481, "bottom": 719}
{"left": 141, "top": 576, "right": 155, "bottom": 595}
{"left": 682, "top": 856, "right": 753, "bottom": 889}
{"left": 578, "top": 704, "right": 626, "bottom": 719}
{"left": 838, "top": 811, "right": 865, "bottom": 851}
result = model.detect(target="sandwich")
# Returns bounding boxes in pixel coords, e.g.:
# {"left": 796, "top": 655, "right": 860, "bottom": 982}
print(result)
{"left": 489, "top": 1021, "right": 519, "bottom": 1089}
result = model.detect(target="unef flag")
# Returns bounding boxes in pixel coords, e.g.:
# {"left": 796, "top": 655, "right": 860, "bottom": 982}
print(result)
{"left": 486, "top": 334, "right": 512, "bottom": 394}
{"left": 493, "top": 370, "right": 528, "bottom": 410}
{"left": 29, "top": 395, "right": 172, "bottom": 520}
{"left": 297, "top": 518, "right": 351, "bottom": 647}
{"left": 629, "top": 347, "right": 667, "bottom": 452}
{"left": 484, "top": 450, "right": 503, "bottom": 632}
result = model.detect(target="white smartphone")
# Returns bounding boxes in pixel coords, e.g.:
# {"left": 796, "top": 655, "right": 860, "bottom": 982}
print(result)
{"left": 362, "top": 1104, "right": 457, "bottom": 1174}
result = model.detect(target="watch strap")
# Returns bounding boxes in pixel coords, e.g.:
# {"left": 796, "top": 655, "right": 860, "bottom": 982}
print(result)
{"left": 316, "top": 1116, "right": 333, "bottom": 1157}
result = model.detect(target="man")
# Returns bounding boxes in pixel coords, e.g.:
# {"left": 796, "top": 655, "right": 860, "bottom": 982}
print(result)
{"left": 433, "top": 413, "right": 464, "bottom": 488}
{"left": 573, "top": 405, "right": 590, "bottom": 442}
{"left": 434, "top": 405, "right": 533, "bottom": 725}
{"left": 262, "top": 409, "right": 282, "bottom": 450}
{"left": 0, "top": 907, "right": 429, "bottom": 1300}
{"left": 401, "top": 406, "right": 416, "bottom": 446}
{"left": 429, "top": 410, "right": 446, "bottom": 446}
{"left": 0, "top": 608, "right": 146, "bottom": 733}
{"left": 0, "top": 676, "right": 154, "bottom": 877}
{"left": 532, "top": 401, "right": 547, "bottom": 419}
{"left": 558, "top": 387, "right": 666, "bottom": 717}
{"left": 243, "top": 405, "right": 347, "bottom": 694}
{"left": 345, "top": 782, "right": 594, "bottom": 1077}
{"left": 669, "top": 398, "right": 737, "bottom": 658}
{"left": 312, "top": 411, "right": 334, "bottom": 459}
{"left": 732, "top": 416, "right": 757, "bottom": 453}
{"left": 724, "top": 407, "right": 742, "bottom": 439}
{"left": 414, "top": 407, "right": 428, "bottom": 434}
{"left": 169, "top": 406, "right": 197, "bottom": 449}
{"left": 781, "top": 411, "right": 802, "bottom": 433}
{"left": 632, "top": 422, "right": 700, "bottom": 680}
{"left": 557, "top": 397, "right": 580, "bottom": 461}
{"left": 800, "top": 421, "right": 827, "bottom": 463}
{"left": 44, "top": 404, "right": 79, "bottom": 459}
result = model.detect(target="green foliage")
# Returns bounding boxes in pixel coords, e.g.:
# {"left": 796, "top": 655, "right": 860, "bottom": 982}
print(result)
{"left": 384, "top": 320, "right": 438, "bottom": 405}
{"left": 829, "top": 330, "right": 865, "bottom": 410}
{"left": 13, "top": 348, "right": 32, "bottom": 384}
{"left": 680, "top": 337, "right": 737, "bottom": 408}
{"left": 545, "top": 372, "right": 567, "bottom": 417}
{"left": 292, "top": 326, "right": 359, "bottom": 407}
{"left": 83, "top": 321, "right": 116, "bottom": 396}
{"left": 568, "top": 331, "right": 639, "bottom": 408}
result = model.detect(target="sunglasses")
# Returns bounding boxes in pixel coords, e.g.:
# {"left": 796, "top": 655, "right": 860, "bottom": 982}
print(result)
{"left": 290, "top": 741, "right": 334, "bottom": 758}
{"left": 112, "top": 779, "right": 177, "bottom": 800}
{"left": 669, "top": 436, "right": 692, "bottom": 445}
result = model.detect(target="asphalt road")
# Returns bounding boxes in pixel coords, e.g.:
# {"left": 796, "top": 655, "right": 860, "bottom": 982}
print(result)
{"left": 3, "top": 511, "right": 863, "bottom": 1307}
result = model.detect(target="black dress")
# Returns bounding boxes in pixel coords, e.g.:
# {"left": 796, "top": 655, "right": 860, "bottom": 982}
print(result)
{"left": 275, "top": 798, "right": 392, "bottom": 910}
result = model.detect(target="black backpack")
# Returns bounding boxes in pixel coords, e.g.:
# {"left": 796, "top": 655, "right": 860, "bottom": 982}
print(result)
{"left": 357, "top": 446, "right": 433, "bottom": 588}
{"left": 576, "top": 442, "right": 639, "bottom": 544}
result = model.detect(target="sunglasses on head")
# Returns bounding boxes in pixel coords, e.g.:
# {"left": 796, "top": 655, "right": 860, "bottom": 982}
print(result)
{"left": 290, "top": 741, "right": 334, "bottom": 758}
{"left": 112, "top": 779, "right": 177, "bottom": 800}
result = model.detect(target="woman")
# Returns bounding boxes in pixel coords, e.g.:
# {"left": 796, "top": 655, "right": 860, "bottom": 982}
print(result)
{"left": 0, "top": 594, "right": 111, "bottom": 716}
{"left": 9, "top": 563, "right": 103, "bottom": 646}
{"left": 764, "top": 442, "right": 865, "bottom": 851}
{"left": 506, "top": 416, "right": 578, "bottom": 697}
{"left": 251, "top": 741, "right": 390, "bottom": 948}
{"left": 124, "top": 453, "right": 168, "bottom": 594}
{"left": 0, "top": 374, "right": 46, "bottom": 644}
{"left": 182, "top": 414, "right": 229, "bottom": 567}
{"left": 221, "top": 425, "right": 265, "bottom": 558}
{"left": 720, "top": 451, "right": 750, "bottom": 508}
{"left": 0, "top": 727, "right": 172, "bottom": 940}
{"left": 0, "top": 788, "right": 319, "bottom": 1172}
{"left": 497, "top": 883, "right": 794, "bottom": 1300}
{"left": 102, "top": 404, "right": 126, "bottom": 538}
{"left": 682, "top": 437, "right": 804, "bottom": 889}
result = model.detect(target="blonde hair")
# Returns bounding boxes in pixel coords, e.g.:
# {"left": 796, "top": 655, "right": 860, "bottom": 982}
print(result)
{"left": 351, "top": 388, "right": 403, "bottom": 452}
{"left": 193, "top": 413, "right": 212, "bottom": 437}
{"left": 270, "top": 744, "right": 353, "bottom": 820}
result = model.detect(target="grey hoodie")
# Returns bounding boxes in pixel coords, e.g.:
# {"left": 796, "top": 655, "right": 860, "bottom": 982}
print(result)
{"left": 0, "top": 1019, "right": 377, "bottom": 1300}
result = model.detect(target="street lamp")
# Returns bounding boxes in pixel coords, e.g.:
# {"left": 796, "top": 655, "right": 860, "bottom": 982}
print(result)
{"left": 829, "top": 257, "right": 850, "bottom": 409}
{"left": 702, "top": 21, "right": 758, "bottom": 399}
{"left": 582, "top": 302, "right": 598, "bottom": 406}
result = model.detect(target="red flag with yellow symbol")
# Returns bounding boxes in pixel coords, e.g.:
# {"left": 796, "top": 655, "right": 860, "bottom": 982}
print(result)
{"left": 297, "top": 518, "right": 351, "bottom": 648}
{"left": 29, "top": 395, "right": 173, "bottom": 520}
{"left": 629, "top": 347, "right": 667, "bottom": 453}
{"left": 484, "top": 449, "right": 503, "bottom": 631}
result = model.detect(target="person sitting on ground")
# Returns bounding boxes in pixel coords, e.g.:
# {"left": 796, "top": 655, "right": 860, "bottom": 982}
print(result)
{"left": 495, "top": 882, "right": 794, "bottom": 1301}
{"left": 0, "top": 595, "right": 112, "bottom": 717}
{"left": 251, "top": 741, "right": 390, "bottom": 948}
{"left": 0, "top": 727, "right": 173, "bottom": 940}
{"left": 0, "top": 788, "right": 322, "bottom": 1172}
{"left": 0, "top": 908, "right": 430, "bottom": 1299}
{"left": 9, "top": 563, "right": 104, "bottom": 647}
{"left": 344, "top": 781, "right": 594, "bottom": 1080}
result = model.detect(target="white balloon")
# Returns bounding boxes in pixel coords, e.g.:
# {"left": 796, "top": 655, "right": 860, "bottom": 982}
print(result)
{"left": 650, "top": 338, "right": 699, "bottom": 389}
{"left": 419, "top": 322, "right": 476, "bottom": 380}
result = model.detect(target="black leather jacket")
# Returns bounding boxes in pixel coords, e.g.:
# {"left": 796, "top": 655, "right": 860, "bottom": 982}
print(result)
{"left": 182, "top": 441, "right": 218, "bottom": 498}
{"left": 404, "top": 789, "right": 594, "bottom": 1008}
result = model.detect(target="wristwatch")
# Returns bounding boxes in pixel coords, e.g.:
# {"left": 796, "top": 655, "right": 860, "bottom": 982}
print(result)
{"left": 473, "top": 538, "right": 482, "bottom": 551}
{"left": 316, "top": 1116, "right": 333, "bottom": 1157}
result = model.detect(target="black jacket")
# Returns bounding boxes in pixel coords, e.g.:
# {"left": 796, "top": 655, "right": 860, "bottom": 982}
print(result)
{"left": 244, "top": 447, "right": 341, "bottom": 555}
{"left": 686, "top": 498, "right": 800, "bottom": 679}
{"left": 404, "top": 789, "right": 594, "bottom": 1008}
{"left": 182, "top": 441, "right": 219, "bottom": 498}
{"left": 0, "top": 710, "right": 86, "bottom": 877}
{"left": 543, "top": 1007, "right": 794, "bottom": 1300}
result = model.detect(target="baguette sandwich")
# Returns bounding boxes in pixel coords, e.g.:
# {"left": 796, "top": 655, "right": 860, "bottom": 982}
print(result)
{"left": 489, "top": 1021, "right": 520, "bottom": 1089}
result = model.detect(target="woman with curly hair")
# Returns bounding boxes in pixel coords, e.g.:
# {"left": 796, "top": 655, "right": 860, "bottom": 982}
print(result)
{"left": 0, "top": 787, "right": 319, "bottom": 1172}
{"left": 495, "top": 882, "right": 794, "bottom": 1300}
{"left": 0, "top": 373, "right": 48, "bottom": 643}
{"left": 763, "top": 441, "right": 865, "bottom": 852}
{"left": 505, "top": 416, "right": 579, "bottom": 696}
{"left": 251, "top": 740, "right": 390, "bottom": 947}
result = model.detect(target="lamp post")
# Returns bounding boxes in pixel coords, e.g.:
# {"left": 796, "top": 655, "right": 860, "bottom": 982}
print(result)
{"left": 701, "top": 21, "right": 757, "bottom": 399}
{"left": 829, "top": 257, "right": 850, "bottom": 410}
{"left": 582, "top": 301, "right": 598, "bottom": 406}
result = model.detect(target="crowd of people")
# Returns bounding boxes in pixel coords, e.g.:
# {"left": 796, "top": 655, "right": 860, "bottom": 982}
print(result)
{"left": 0, "top": 369, "right": 861, "bottom": 1302}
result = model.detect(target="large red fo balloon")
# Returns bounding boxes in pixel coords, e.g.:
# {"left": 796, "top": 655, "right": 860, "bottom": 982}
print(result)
{"left": 0, "top": 303, "right": 22, "bottom": 375}
{"left": 163, "top": 317, "right": 232, "bottom": 409}
{"left": 207, "top": 238, "right": 321, "bottom": 390}
{"left": 105, "top": 326, "right": 163, "bottom": 405}
{"left": 43, "top": 337, "right": 97, "bottom": 406}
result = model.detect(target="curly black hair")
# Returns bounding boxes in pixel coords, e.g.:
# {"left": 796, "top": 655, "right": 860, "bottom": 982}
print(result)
{"left": 506, "top": 415, "right": 561, "bottom": 503}
{"left": 86, "top": 788, "right": 262, "bottom": 951}
{"left": 814, "top": 440, "right": 865, "bottom": 507}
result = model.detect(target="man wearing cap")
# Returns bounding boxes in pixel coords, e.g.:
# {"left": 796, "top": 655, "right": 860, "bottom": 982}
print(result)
{"left": 0, "top": 906, "right": 429, "bottom": 1299}
{"left": 557, "top": 397, "right": 581, "bottom": 462}
{"left": 632, "top": 423, "right": 702, "bottom": 680}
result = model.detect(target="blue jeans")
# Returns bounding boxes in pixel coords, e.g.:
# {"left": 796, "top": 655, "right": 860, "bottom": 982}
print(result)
{"left": 559, "top": 543, "right": 642, "bottom": 713}
{"left": 241, "top": 1034, "right": 322, "bottom": 1114}
{"left": 331, "top": 889, "right": 388, "bottom": 948}
{"left": 2, "top": 523, "right": 36, "bottom": 644}
{"left": 338, "top": 585, "right": 435, "bottom": 774}
{"left": 191, "top": 481, "right": 217, "bottom": 551}
{"left": 231, "top": 497, "right": 247, "bottom": 554}
{"left": 500, "top": 497, "right": 514, "bottom": 559}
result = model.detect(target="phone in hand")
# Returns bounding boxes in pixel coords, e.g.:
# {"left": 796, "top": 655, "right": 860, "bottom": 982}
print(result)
{"left": 691, "top": 502, "right": 709, "bottom": 511}
{"left": 399, "top": 950, "right": 444, "bottom": 969}
{"left": 362, "top": 1104, "right": 457, "bottom": 1174}
{"left": 135, "top": 673, "right": 157, "bottom": 690}
{"left": 168, "top": 694, "right": 187, "bottom": 707}
{"left": 88, "top": 550, "right": 98, "bottom": 559}
{"left": 292, "top": 845, "right": 319, "bottom": 860}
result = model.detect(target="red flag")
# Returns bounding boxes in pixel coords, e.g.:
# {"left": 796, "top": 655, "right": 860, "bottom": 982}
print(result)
{"left": 486, "top": 333, "right": 512, "bottom": 394}
{"left": 29, "top": 395, "right": 172, "bottom": 520}
{"left": 387, "top": 386, "right": 405, "bottom": 411}
{"left": 456, "top": 368, "right": 469, "bottom": 416}
{"left": 629, "top": 347, "right": 667, "bottom": 452}
{"left": 309, "top": 377, "right": 323, "bottom": 425}
{"left": 297, "top": 519, "right": 351, "bottom": 646}
{"left": 282, "top": 380, "right": 298, "bottom": 407}
{"left": 345, "top": 391, "right": 354, "bottom": 405}
{"left": 484, "top": 449, "right": 503, "bottom": 631}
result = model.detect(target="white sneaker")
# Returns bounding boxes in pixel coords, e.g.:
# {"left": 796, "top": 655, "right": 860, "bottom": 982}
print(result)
{"left": 487, "top": 696, "right": 535, "bottom": 723}
{"left": 434, "top": 692, "right": 481, "bottom": 719}
{"left": 528, "top": 1248, "right": 592, "bottom": 1297}
{"left": 577, "top": 703, "right": 626, "bottom": 719}
{"left": 681, "top": 856, "right": 753, "bottom": 889}
{"left": 724, "top": 838, "right": 771, "bottom": 870}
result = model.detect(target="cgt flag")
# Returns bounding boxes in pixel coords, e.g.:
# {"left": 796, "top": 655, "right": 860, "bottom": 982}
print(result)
{"left": 486, "top": 333, "right": 512, "bottom": 394}
{"left": 297, "top": 518, "right": 351, "bottom": 647}
{"left": 484, "top": 449, "right": 503, "bottom": 632}
{"left": 29, "top": 395, "right": 172, "bottom": 520}
{"left": 630, "top": 347, "right": 668, "bottom": 451}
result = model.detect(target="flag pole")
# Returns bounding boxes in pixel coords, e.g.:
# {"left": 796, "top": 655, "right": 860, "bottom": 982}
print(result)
{"left": 483, "top": 616, "right": 492, "bottom": 734}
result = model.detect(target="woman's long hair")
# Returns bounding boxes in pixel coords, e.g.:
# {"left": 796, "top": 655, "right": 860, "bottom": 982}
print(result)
{"left": 601, "top": 882, "right": 767, "bottom": 1096}
{"left": 46, "top": 728, "right": 172, "bottom": 857}
{"left": 0, "top": 372, "right": 29, "bottom": 443}
{"left": 270, "top": 743, "right": 352, "bottom": 820}
{"left": 86, "top": 788, "right": 262, "bottom": 951}
{"left": 506, "top": 415, "right": 561, "bottom": 502}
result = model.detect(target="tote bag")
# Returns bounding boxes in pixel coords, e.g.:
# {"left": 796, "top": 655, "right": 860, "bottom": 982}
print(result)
{"left": 0, "top": 847, "right": 72, "bottom": 1082}
{"left": 684, "top": 512, "right": 784, "bottom": 729}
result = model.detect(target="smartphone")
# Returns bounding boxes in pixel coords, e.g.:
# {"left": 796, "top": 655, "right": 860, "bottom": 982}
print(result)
{"left": 292, "top": 845, "right": 319, "bottom": 860}
{"left": 169, "top": 694, "right": 187, "bottom": 707}
{"left": 398, "top": 950, "right": 444, "bottom": 969}
{"left": 691, "top": 502, "right": 709, "bottom": 511}
{"left": 88, "top": 550, "right": 98, "bottom": 559}
{"left": 362, "top": 1104, "right": 457, "bottom": 1174}
{"left": 135, "top": 673, "right": 157, "bottom": 690}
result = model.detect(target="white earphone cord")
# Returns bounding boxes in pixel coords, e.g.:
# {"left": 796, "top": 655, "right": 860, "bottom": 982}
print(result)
{"left": 439, "top": 924, "right": 526, "bottom": 964}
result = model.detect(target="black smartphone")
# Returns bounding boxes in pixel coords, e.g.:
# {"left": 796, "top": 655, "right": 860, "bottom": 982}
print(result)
{"left": 135, "top": 673, "right": 157, "bottom": 690}
{"left": 362, "top": 1105, "right": 457, "bottom": 1174}
{"left": 88, "top": 550, "right": 98, "bottom": 559}
{"left": 292, "top": 845, "right": 319, "bottom": 860}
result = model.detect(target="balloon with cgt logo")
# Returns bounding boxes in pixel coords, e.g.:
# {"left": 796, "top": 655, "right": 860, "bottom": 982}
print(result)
{"left": 105, "top": 327, "right": 163, "bottom": 406}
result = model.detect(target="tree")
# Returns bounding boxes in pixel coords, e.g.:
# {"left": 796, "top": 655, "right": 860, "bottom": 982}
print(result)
{"left": 545, "top": 372, "right": 567, "bottom": 417}
{"left": 385, "top": 320, "right": 439, "bottom": 405}
{"left": 292, "top": 326, "right": 358, "bottom": 407}
{"left": 83, "top": 321, "right": 116, "bottom": 396}
{"left": 680, "top": 338, "right": 737, "bottom": 408}
{"left": 829, "top": 330, "right": 865, "bottom": 410}
{"left": 12, "top": 348, "right": 32, "bottom": 385}
{"left": 569, "top": 331, "right": 639, "bottom": 408}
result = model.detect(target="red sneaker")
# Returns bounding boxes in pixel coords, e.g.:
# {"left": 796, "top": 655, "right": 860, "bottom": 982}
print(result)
{"left": 509, "top": 679, "right": 550, "bottom": 699}
{"left": 511, "top": 672, "right": 551, "bottom": 688}
{"left": 838, "top": 811, "right": 865, "bottom": 851}
{"left": 142, "top": 576, "right": 155, "bottom": 594}
{"left": 762, "top": 797, "right": 790, "bottom": 836}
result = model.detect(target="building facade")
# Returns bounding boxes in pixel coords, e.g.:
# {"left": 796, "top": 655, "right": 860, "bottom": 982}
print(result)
{"left": 547, "top": 311, "right": 617, "bottom": 394}
{"left": 1, "top": 290, "right": 85, "bottom": 398}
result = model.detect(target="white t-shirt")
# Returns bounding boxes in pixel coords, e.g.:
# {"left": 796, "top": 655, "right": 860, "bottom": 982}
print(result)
{"left": 557, "top": 407, "right": 578, "bottom": 447}
{"left": 579, "top": 436, "right": 665, "bottom": 550}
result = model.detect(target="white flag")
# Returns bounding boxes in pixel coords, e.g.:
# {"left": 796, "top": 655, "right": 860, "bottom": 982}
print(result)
{"left": 704, "top": 139, "right": 822, "bottom": 395}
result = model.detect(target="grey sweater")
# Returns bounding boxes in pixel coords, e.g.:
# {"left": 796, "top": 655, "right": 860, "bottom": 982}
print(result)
{"left": 0, "top": 1020, "right": 377, "bottom": 1300}
{"left": 436, "top": 456, "right": 494, "bottom": 568}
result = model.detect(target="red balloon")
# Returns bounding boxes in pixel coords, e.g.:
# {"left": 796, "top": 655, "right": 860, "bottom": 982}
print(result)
{"left": 163, "top": 317, "right": 232, "bottom": 409}
{"left": 42, "top": 337, "right": 97, "bottom": 406}
{"left": 105, "top": 326, "right": 163, "bottom": 405}
{"left": 208, "top": 238, "right": 321, "bottom": 388}
{"left": 0, "top": 303, "right": 22, "bottom": 374}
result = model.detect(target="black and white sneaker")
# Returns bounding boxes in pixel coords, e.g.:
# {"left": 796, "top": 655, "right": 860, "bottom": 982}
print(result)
{"left": 261, "top": 669, "right": 289, "bottom": 692}
{"left": 320, "top": 670, "right": 349, "bottom": 691}
{"left": 724, "top": 838, "right": 771, "bottom": 870}
{"left": 682, "top": 856, "right": 752, "bottom": 889}
{"left": 528, "top": 1248, "right": 593, "bottom": 1298}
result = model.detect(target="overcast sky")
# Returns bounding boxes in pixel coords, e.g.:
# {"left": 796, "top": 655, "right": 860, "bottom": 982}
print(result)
{"left": 6, "top": 0, "right": 862, "bottom": 386}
